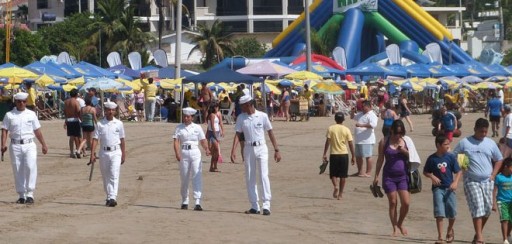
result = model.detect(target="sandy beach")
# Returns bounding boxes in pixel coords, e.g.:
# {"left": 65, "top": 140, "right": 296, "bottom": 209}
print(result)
{"left": 0, "top": 112, "right": 505, "bottom": 243}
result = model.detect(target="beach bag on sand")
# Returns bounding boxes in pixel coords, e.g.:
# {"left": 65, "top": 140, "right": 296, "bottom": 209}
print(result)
{"left": 407, "top": 169, "right": 422, "bottom": 194}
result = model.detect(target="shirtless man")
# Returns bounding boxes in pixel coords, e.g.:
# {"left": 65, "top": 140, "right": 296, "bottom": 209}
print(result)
{"left": 199, "top": 82, "right": 213, "bottom": 123}
{"left": 64, "top": 89, "right": 82, "bottom": 158}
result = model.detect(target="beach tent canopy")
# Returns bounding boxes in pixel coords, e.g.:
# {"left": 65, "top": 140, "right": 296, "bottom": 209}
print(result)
{"left": 184, "top": 67, "right": 262, "bottom": 84}
{"left": 237, "top": 60, "right": 296, "bottom": 78}
{"left": 74, "top": 61, "right": 117, "bottom": 78}
{"left": 158, "top": 67, "right": 197, "bottom": 78}
{"left": 108, "top": 64, "right": 140, "bottom": 78}
{"left": 47, "top": 62, "right": 84, "bottom": 78}
{"left": 25, "top": 61, "right": 78, "bottom": 79}
{"left": 344, "top": 63, "right": 407, "bottom": 78}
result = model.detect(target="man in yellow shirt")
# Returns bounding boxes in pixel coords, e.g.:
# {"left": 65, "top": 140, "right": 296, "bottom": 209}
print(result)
{"left": 322, "top": 112, "right": 355, "bottom": 200}
{"left": 143, "top": 78, "right": 158, "bottom": 122}
{"left": 25, "top": 82, "right": 37, "bottom": 111}
{"left": 360, "top": 81, "right": 369, "bottom": 100}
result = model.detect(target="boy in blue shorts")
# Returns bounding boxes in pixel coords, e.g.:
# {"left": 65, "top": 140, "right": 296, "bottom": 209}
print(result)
{"left": 423, "top": 135, "right": 462, "bottom": 243}
{"left": 493, "top": 158, "right": 512, "bottom": 244}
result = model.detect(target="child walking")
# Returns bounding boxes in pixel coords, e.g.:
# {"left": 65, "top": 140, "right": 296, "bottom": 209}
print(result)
{"left": 493, "top": 157, "right": 512, "bottom": 244}
{"left": 423, "top": 135, "right": 462, "bottom": 244}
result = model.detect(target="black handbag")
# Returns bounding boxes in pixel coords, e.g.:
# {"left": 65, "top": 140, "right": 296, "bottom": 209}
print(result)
{"left": 407, "top": 167, "right": 422, "bottom": 194}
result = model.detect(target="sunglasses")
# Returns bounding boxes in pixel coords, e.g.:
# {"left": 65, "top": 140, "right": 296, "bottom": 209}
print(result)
{"left": 15, "top": 100, "right": 27, "bottom": 103}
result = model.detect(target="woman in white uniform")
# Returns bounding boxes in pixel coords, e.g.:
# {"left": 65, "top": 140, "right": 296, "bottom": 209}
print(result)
{"left": 173, "top": 107, "right": 210, "bottom": 211}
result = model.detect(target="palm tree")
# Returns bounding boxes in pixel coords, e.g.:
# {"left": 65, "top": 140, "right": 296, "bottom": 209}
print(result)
{"left": 93, "top": 0, "right": 154, "bottom": 66}
{"left": 188, "top": 19, "right": 235, "bottom": 69}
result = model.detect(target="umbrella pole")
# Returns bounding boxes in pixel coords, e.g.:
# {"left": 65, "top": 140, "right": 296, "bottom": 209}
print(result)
{"left": 100, "top": 90, "right": 105, "bottom": 118}
{"left": 180, "top": 79, "right": 184, "bottom": 123}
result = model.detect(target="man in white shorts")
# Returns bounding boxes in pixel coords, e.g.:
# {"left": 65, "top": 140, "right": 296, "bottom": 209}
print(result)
{"left": 350, "top": 101, "right": 378, "bottom": 177}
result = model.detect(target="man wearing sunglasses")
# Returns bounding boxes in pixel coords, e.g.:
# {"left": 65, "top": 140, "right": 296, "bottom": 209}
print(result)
{"left": 1, "top": 92, "right": 48, "bottom": 204}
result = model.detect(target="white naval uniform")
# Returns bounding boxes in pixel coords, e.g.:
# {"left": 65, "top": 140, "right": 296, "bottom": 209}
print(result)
{"left": 2, "top": 108, "right": 41, "bottom": 199}
{"left": 94, "top": 118, "right": 125, "bottom": 201}
{"left": 173, "top": 122, "right": 205, "bottom": 205}
{"left": 235, "top": 110, "right": 272, "bottom": 211}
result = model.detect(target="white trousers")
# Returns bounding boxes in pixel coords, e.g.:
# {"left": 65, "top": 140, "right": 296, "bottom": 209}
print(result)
{"left": 243, "top": 145, "right": 271, "bottom": 211}
{"left": 145, "top": 98, "right": 156, "bottom": 121}
{"left": 180, "top": 149, "right": 202, "bottom": 205}
{"left": 10, "top": 143, "right": 37, "bottom": 199}
{"left": 99, "top": 149, "right": 122, "bottom": 200}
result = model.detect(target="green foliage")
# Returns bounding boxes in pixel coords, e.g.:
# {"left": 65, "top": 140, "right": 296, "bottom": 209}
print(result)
{"left": 37, "top": 13, "right": 97, "bottom": 60}
{"left": 0, "top": 29, "right": 49, "bottom": 65}
{"left": 188, "top": 19, "right": 235, "bottom": 69}
{"left": 232, "top": 37, "right": 266, "bottom": 58}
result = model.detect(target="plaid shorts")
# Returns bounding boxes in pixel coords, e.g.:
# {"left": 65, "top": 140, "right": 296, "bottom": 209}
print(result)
{"left": 463, "top": 179, "right": 494, "bottom": 218}
{"left": 497, "top": 201, "right": 512, "bottom": 222}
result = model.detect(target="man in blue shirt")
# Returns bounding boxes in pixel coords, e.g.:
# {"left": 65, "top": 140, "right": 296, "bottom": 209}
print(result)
{"left": 485, "top": 91, "right": 503, "bottom": 137}
{"left": 453, "top": 118, "right": 503, "bottom": 244}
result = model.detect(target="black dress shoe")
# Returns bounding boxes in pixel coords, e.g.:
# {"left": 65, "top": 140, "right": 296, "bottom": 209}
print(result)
{"left": 25, "top": 197, "right": 34, "bottom": 204}
{"left": 181, "top": 204, "right": 188, "bottom": 210}
{"left": 16, "top": 198, "right": 25, "bottom": 204}
{"left": 244, "top": 208, "right": 260, "bottom": 214}
{"left": 105, "top": 199, "right": 110, "bottom": 206}
{"left": 194, "top": 205, "right": 203, "bottom": 211}
{"left": 262, "top": 209, "right": 271, "bottom": 216}
{"left": 108, "top": 199, "right": 117, "bottom": 207}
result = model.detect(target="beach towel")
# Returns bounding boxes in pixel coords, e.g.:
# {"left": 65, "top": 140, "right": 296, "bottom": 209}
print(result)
{"left": 403, "top": 136, "right": 421, "bottom": 171}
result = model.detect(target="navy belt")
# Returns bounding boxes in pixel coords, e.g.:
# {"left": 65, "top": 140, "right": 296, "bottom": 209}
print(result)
{"left": 181, "top": 145, "right": 192, "bottom": 150}
{"left": 103, "top": 145, "right": 119, "bottom": 151}
{"left": 11, "top": 138, "right": 33, "bottom": 144}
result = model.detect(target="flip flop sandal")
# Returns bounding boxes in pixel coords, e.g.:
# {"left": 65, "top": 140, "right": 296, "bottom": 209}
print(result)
{"left": 375, "top": 185, "right": 384, "bottom": 198}
{"left": 370, "top": 184, "right": 378, "bottom": 198}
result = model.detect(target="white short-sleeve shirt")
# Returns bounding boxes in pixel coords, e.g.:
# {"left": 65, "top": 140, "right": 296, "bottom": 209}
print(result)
{"left": 235, "top": 110, "right": 272, "bottom": 142}
{"left": 2, "top": 108, "right": 41, "bottom": 140}
{"left": 353, "top": 110, "right": 378, "bottom": 144}
{"left": 93, "top": 118, "right": 125, "bottom": 146}
{"left": 173, "top": 123, "right": 206, "bottom": 145}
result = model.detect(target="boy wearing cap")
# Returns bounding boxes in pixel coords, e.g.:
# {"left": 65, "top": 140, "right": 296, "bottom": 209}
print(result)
{"left": 322, "top": 112, "right": 355, "bottom": 200}
{"left": 89, "top": 101, "right": 126, "bottom": 207}
{"left": 1, "top": 92, "right": 48, "bottom": 204}
{"left": 230, "top": 95, "right": 281, "bottom": 216}
{"left": 173, "top": 107, "right": 210, "bottom": 211}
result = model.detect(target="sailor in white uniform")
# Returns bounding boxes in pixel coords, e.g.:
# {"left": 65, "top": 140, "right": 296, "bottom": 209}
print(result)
{"left": 230, "top": 95, "right": 281, "bottom": 216}
{"left": 173, "top": 107, "right": 210, "bottom": 211}
{"left": 1, "top": 92, "right": 48, "bottom": 204}
{"left": 90, "top": 101, "right": 126, "bottom": 207}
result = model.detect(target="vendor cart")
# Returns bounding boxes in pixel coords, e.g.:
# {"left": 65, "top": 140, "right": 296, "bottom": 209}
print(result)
{"left": 290, "top": 98, "right": 310, "bottom": 121}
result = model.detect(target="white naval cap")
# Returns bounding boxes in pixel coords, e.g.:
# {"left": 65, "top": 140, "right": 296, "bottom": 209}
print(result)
{"left": 239, "top": 94, "right": 252, "bottom": 105}
{"left": 182, "top": 107, "right": 197, "bottom": 115}
{"left": 14, "top": 92, "right": 28, "bottom": 100}
{"left": 104, "top": 101, "right": 118, "bottom": 109}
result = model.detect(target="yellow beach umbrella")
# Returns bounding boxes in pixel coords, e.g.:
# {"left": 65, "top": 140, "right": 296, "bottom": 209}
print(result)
{"left": 63, "top": 84, "right": 77, "bottom": 92}
{"left": 254, "top": 81, "right": 281, "bottom": 95}
{"left": 311, "top": 81, "right": 344, "bottom": 94}
{"left": 0, "top": 67, "right": 39, "bottom": 79}
{"left": 284, "top": 71, "right": 322, "bottom": 80}
{"left": 338, "top": 80, "right": 358, "bottom": 90}
{"left": 68, "top": 76, "right": 85, "bottom": 85}
{"left": 35, "top": 74, "right": 57, "bottom": 86}
{"left": 3, "top": 84, "right": 19, "bottom": 89}
{"left": 476, "top": 81, "right": 502, "bottom": 90}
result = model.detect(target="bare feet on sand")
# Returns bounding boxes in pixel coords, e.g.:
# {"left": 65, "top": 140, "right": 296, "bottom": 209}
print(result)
{"left": 392, "top": 225, "right": 408, "bottom": 237}
{"left": 333, "top": 188, "right": 339, "bottom": 199}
